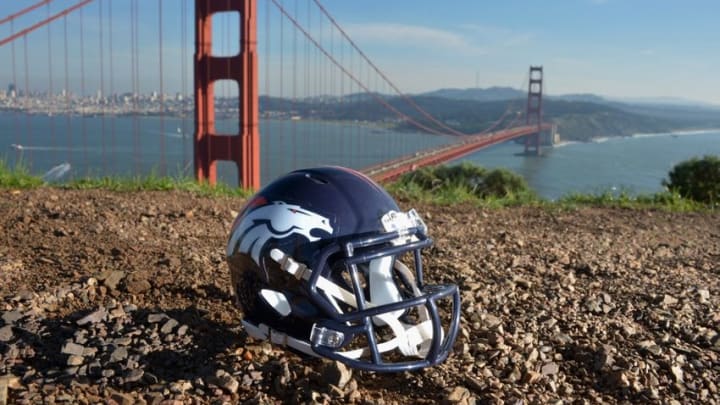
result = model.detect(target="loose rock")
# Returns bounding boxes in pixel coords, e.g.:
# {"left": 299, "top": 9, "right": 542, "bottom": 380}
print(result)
{"left": 0, "top": 190, "right": 718, "bottom": 404}
{"left": 0, "top": 326, "right": 13, "bottom": 342}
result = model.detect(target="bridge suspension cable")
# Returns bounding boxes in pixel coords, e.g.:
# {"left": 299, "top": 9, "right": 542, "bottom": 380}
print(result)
{"left": 270, "top": 0, "right": 453, "bottom": 136}
{"left": 311, "top": 0, "right": 469, "bottom": 137}
{"left": 0, "top": 0, "right": 54, "bottom": 26}
{"left": 0, "top": 0, "right": 95, "bottom": 48}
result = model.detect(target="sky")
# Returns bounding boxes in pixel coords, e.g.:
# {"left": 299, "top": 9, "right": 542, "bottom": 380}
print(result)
{"left": 1, "top": 0, "right": 719, "bottom": 105}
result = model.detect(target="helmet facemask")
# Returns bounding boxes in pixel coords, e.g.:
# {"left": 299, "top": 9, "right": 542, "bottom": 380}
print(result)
{"left": 264, "top": 209, "right": 461, "bottom": 372}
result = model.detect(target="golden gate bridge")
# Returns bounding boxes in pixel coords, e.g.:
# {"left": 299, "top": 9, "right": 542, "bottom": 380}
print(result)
{"left": 0, "top": 0, "right": 553, "bottom": 189}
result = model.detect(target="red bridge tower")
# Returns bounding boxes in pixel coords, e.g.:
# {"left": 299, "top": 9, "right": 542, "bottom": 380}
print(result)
{"left": 194, "top": 0, "right": 260, "bottom": 189}
{"left": 525, "top": 66, "right": 543, "bottom": 155}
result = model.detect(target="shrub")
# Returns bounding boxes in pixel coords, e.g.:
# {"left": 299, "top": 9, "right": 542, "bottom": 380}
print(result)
{"left": 394, "top": 162, "right": 535, "bottom": 202}
{"left": 663, "top": 155, "right": 720, "bottom": 205}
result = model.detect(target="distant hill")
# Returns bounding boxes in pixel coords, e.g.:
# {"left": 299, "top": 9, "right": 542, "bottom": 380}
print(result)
{"left": 551, "top": 93, "right": 607, "bottom": 104}
{"left": 421, "top": 87, "right": 524, "bottom": 102}
{"left": 609, "top": 96, "right": 720, "bottom": 108}
{"left": 259, "top": 88, "right": 720, "bottom": 142}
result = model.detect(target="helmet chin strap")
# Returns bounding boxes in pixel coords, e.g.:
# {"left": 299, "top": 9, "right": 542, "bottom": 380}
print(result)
{"left": 269, "top": 249, "right": 436, "bottom": 359}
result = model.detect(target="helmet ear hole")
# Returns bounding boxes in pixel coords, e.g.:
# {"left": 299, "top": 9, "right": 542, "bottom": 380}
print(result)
{"left": 260, "top": 289, "right": 292, "bottom": 317}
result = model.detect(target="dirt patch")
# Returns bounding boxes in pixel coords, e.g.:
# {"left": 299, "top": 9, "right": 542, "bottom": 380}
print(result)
{"left": 1, "top": 188, "right": 719, "bottom": 403}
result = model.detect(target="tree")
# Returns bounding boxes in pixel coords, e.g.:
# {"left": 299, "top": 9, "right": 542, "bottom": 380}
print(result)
{"left": 663, "top": 155, "right": 720, "bottom": 205}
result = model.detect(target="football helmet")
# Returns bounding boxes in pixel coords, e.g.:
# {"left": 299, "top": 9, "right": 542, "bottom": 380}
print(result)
{"left": 226, "top": 166, "right": 460, "bottom": 372}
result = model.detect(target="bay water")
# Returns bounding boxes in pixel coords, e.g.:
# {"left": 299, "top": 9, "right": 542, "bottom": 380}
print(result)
{"left": 1, "top": 111, "right": 718, "bottom": 200}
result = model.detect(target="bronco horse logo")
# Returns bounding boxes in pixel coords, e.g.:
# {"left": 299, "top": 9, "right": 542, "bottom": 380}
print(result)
{"left": 227, "top": 201, "right": 334, "bottom": 265}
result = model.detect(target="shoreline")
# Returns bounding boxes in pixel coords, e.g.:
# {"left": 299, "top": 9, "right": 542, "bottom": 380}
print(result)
{"left": 554, "top": 127, "right": 720, "bottom": 147}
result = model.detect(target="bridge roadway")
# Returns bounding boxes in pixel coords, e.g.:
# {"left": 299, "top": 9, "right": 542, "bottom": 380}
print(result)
{"left": 364, "top": 123, "right": 553, "bottom": 183}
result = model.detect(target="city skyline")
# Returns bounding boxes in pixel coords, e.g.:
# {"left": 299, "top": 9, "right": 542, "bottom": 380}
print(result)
{"left": 1, "top": 0, "right": 719, "bottom": 105}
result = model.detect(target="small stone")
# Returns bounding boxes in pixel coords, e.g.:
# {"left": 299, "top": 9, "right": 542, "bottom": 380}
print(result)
{"left": 671, "top": 365, "right": 684, "bottom": 383}
{"left": 662, "top": 294, "right": 679, "bottom": 306}
{"left": 541, "top": 362, "right": 560, "bottom": 376}
{"left": 0, "top": 325, "right": 13, "bottom": 342}
{"left": 109, "top": 307, "right": 126, "bottom": 319}
{"left": 160, "top": 318, "right": 179, "bottom": 335}
{"left": 113, "top": 337, "right": 132, "bottom": 346}
{"left": 446, "top": 386, "right": 471, "bottom": 403}
{"left": 125, "top": 276, "right": 151, "bottom": 295}
{"left": 552, "top": 333, "right": 573, "bottom": 345}
{"left": 321, "top": 361, "right": 353, "bottom": 389}
{"left": 147, "top": 313, "right": 167, "bottom": 323}
{"left": 1, "top": 310, "right": 23, "bottom": 325}
{"left": 110, "top": 391, "right": 134, "bottom": 405}
{"left": 527, "top": 348, "right": 539, "bottom": 363}
{"left": 523, "top": 370, "right": 542, "bottom": 384}
{"left": 217, "top": 375, "right": 239, "bottom": 394}
{"left": 177, "top": 325, "right": 188, "bottom": 337}
{"left": 125, "top": 369, "right": 144, "bottom": 383}
{"left": 82, "top": 347, "right": 98, "bottom": 357}
{"left": 109, "top": 347, "right": 129, "bottom": 363}
{"left": 0, "top": 375, "right": 21, "bottom": 390}
{"left": 99, "top": 270, "right": 125, "bottom": 291}
{"left": 0, "top": 377, "right": 7, "bottom": 405}
{"left": 76, "top": 307, "right": 107, "bottom": 326}
{"left": 61, "top": 342, "right": 85, "bottom": 357}
{"left": 638, "top": 340, "right": 662, "bottom": 356}
{"left": 514, "top": 277, "right": 532, "bottom": 289}
{"left": 698, "top": 289, "right": 710, "bottom": 303}
{"left": 67, "top": 355, "right": 84, "bottom": 366}
{"left": 483, "top": 314, "right": 502, "bottom": 329}
{"left": 605, "top": 370, "right": 630, "bottom": 388}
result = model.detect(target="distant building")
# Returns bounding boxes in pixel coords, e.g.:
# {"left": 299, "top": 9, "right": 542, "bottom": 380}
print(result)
{"left": 7, "top": 83, "right": 16, "bottom": 98}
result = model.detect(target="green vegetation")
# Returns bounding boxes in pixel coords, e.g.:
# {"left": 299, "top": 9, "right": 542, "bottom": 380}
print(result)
{"left": 557, "top": 190, "right": 705, "bottom": 211}
{"left": 67, "top": 174, "right": 251, "bottom": 197}
{"left": 0, "top": 159, "right": 715, "bottom": 211}
{"left": 0, "top": 162, "right": 251, "bottom": 197}
{"left": 0, "top": 160, "right": 44, "bottom": 188}
{"left": 388, "top": 163, "right": 538, "bottom": 206}
{"left": 389, "top": 162, "right": 714, "bottom": 211}
{"left": 662, "top": 155, "right": 720, "bottom": 206}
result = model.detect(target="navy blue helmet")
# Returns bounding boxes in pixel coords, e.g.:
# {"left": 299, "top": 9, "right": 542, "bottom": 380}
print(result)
{"left": 226, "top": 166, "right": 460, "bottom": 372}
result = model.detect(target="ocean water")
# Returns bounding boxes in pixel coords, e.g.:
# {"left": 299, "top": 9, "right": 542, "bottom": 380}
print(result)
{"left": 463, "top": 129, "right": 720, "bottom": 199}
{"left": 2, "top": 111, "right": 719, "bottom": 199}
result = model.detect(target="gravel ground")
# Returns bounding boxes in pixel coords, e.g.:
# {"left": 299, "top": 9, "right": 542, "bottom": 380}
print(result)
{"left": 0, "top": 188, "right": 719, "bottom": 404}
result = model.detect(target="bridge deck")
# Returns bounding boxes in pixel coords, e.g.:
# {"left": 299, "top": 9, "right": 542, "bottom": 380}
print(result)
{"left": 364, "top": 123, "right": 553, "bottom": 183}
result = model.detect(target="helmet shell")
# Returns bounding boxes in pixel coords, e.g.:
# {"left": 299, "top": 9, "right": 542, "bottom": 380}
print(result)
{"left": 227, "top": 167, "right": 399, "bottom": 330}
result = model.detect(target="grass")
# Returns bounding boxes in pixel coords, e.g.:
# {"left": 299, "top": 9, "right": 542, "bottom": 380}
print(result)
{"left": 0, "top": 160, "right": 44, "bottom": 188}
{"left": 67, "top": 174, "right": 252, "bottom": 197}
{"left": 388, "top": 180, "right": 709, "bottom": 211}
{"left": 556, "top": 190, "right": 708, "bottom": 212}
{"left": 387, "top": 180, "right": 541, "bottom": 208}
{"left": 0, "top": 160, "right": 251, "bottom": 197}
{"left": 0, "top": 161, "right": 714, "bottom": 211}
